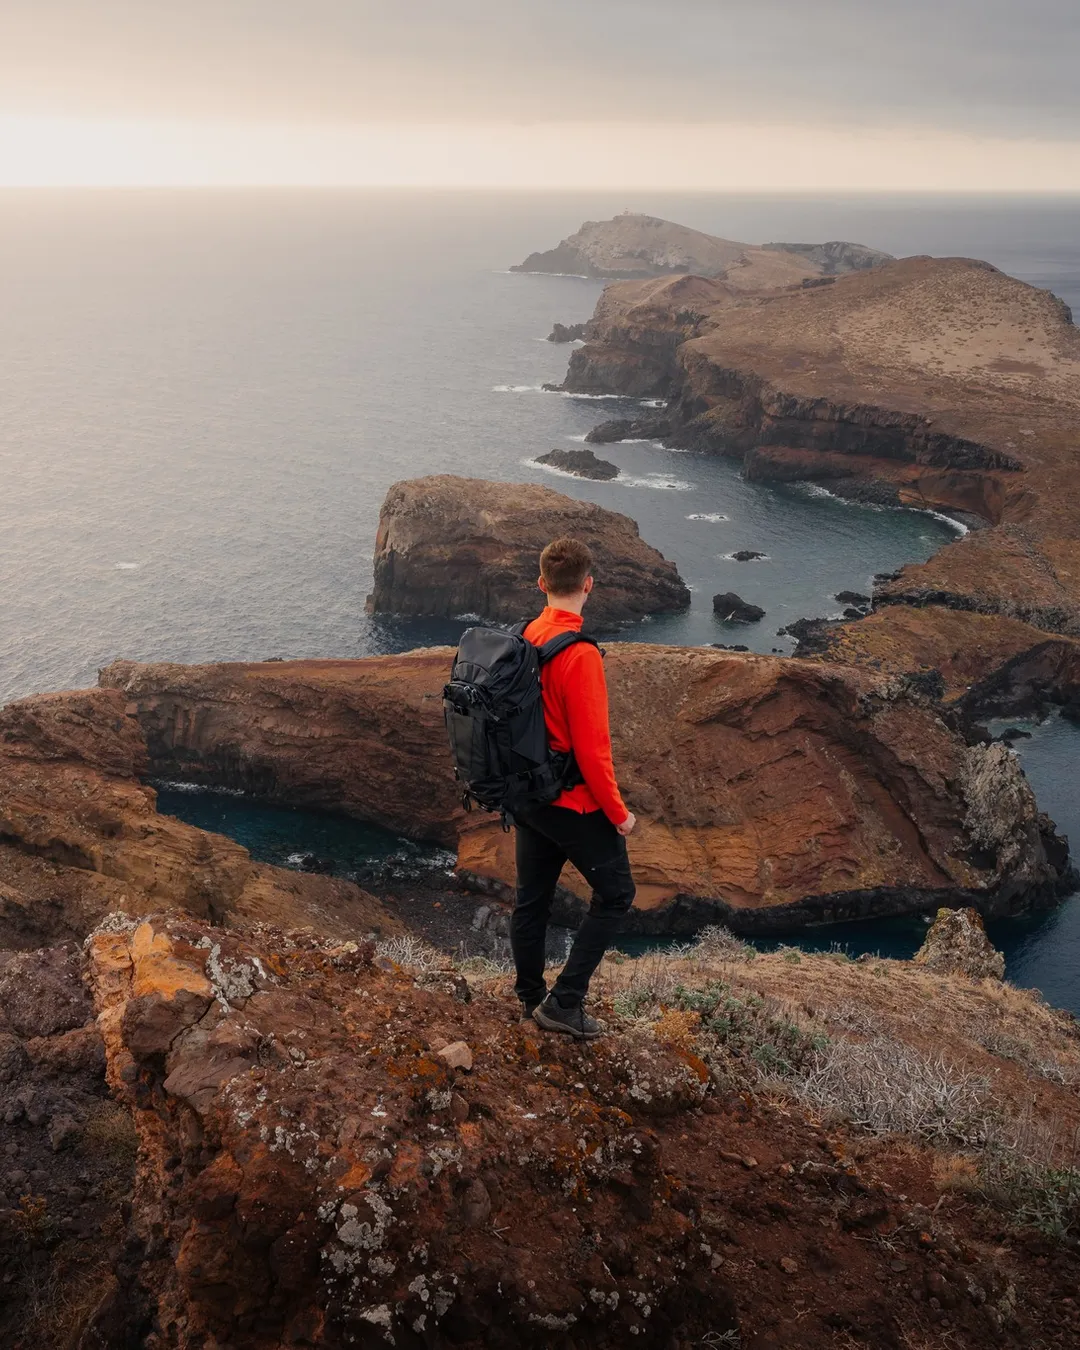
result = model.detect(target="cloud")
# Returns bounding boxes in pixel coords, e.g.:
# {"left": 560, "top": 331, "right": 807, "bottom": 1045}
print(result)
{"left": 0, "top": 0, "right": 1077, "bottom": 140}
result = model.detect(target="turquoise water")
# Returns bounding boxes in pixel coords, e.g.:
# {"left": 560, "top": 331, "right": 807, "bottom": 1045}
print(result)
{"left": 154, "top": 784, "right": 453, "bottom": 886}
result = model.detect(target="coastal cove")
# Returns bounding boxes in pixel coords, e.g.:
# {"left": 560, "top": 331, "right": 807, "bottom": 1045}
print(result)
{"left": 156, "top": 712, "right": 1080, "bottom": 1014}
{"left": 2, "top": 189, "right": 1079, "bottom": 1002}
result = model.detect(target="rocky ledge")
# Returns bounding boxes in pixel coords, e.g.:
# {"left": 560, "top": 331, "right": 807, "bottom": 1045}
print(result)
{"left": 366, "top": 475, "right": 689, "bottom": 626}
{"left": 561, "top": 256, "right": 1080, "bottom": 697}
{"left": 97, "top": 648, "right": 1072, "bottom": 935}
{"left": 513, "top": 213, "right": 892, "bottom": 285}
{"left": 9, "top": 906, "right": 1080, "bottom": 1347}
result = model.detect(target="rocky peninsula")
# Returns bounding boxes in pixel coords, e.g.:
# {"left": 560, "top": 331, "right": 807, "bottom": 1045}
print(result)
{"left": 513, "top": 212, "right": 892, "bottom": 283}
{"left": 366, "top": 475, "right": 689, "bottom": 625}
{"left": 558, "top": 255, "right": 1080, "bottom": 716}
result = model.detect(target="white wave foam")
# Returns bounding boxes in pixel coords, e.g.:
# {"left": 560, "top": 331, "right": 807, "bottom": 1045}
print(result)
{"left": 114, "top": 561, "right": 139, "bottom": 570}
{"left": 154, "top": 779, "right": 246, "bottom": 797}
{"left": 526, "top": 458, "right": 691, "bottom": 491}
{"left": 620, "top": 473, "right": 694, "bottom": 491}
{"left": 492, "top": 384, "right": 544, "bottom": 393}
{"left": 794, "top": 481, "right": 969, "bottom": 533}
{"left": 687, "top": 513, "right": 729, "bottom": 522}
{"left": 923, "top": 510, "right": 970, "bottom": 535}
{"left": 565, "top": 433, "right": 589, "bottom": 442}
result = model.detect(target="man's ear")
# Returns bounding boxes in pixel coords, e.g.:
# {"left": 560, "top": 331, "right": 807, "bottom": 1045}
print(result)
{"left": 538, "top": 575, "right": 549, "bottom": 594}
{"left": 583, "top": 575, "right": 594, "bottom": 595}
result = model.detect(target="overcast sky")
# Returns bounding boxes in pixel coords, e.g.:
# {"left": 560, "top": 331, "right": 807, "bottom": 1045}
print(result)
{"left": 0, "top": 1, "right": 1077, "bottom": 186}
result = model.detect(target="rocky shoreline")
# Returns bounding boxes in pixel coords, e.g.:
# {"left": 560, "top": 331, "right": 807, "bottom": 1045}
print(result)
{"left": 551, "top": 256, "right": 1080, "bottom": 729}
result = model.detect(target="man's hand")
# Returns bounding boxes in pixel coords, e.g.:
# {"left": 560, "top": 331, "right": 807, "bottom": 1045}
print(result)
{"left": 616, "top": 812, "right": 637, "bottom": 837}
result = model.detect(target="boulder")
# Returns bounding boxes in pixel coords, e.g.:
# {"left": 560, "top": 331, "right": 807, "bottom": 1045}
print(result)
{"left": 731, "top": 550, "right": 767, "bottom": 562}
{"left": 835, "top": 591, "right": 871, "bottom": 606}
{"left": 913, "top": 907, "right": 1006, "bottom": 981}
{"left": 366, "top": 475, "right": 690, "bottom": 626}
{"left": 535, "top": 448, "right": 619, "bottom": 480}
{"left": 713, "top": 592, "right": 766, "bottom": 623}
{"left": 100, "top": 648, "right": 1071, "bottom": 935}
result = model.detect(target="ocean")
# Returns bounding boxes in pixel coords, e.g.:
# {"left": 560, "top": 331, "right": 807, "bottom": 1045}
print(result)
{"left": 2, "top": 189, "right": 1078, "bottom": 1004}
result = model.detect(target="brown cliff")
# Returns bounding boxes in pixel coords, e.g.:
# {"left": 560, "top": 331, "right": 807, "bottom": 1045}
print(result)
{"left": 0, "top": 688, "right": 401, "bottom": 950}
{"left": 561, "top": 256, "right": 1080, "bottom": 691}
{"left": 99, "top": 648, "right": 1071, "bottom": 934}
{"left": 366, "top": 476, "right": 690, "bottom": 626}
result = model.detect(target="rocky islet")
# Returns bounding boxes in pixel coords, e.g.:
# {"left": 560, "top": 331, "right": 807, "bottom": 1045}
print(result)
{"left": 366, "top": 474, "right": 690, "bottom": 625}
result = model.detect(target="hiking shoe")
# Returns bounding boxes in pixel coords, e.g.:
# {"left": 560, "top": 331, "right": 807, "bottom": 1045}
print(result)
{"left": 534, "top": 994, "right": 603, "bottom": 1041}
{"left": 519, "top": 999, "right": 542, "bottom": 1022}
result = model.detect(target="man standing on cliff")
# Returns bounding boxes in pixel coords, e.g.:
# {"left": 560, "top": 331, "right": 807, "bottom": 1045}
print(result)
{"left": 513, "top": 536, "right": 637, "bottom": 1041}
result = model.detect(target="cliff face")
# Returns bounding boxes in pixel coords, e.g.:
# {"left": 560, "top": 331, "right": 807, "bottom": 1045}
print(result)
{"left": 0, "top": 688, "right": 401, "bottom": 950}
{"left": 366, "top": 476, "right": 690, "bottom": 626}
{"left": 99, "top": 647, "right": 1071, "bottom": 933}
{"left": 563, "top": 256, "right": 1080, "bottom": 680}
{"left": 512, "top": 214, "right": 892, "bottom": 284}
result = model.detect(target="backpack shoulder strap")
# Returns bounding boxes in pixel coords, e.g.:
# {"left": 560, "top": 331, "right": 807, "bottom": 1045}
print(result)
{"left": 510, "top": 620, "right": 531, "bottom": 637}
{"left": 536, "top": 631, "right": 599, "bottom": 666}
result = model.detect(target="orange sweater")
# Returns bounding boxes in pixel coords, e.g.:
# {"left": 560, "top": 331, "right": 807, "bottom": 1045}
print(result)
{"left": 524, "top": 606, "right": 628, "bottom": 825}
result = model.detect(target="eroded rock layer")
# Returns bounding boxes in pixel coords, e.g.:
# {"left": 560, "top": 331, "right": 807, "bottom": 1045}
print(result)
{"left": 100, "top": 647, "right": 1071, "bottom": 933}
{"left": 366, "top": 475, "right": 690, "bottom": 625}
{"left": 0, "top": 688, "right": 401, "bottom": 949}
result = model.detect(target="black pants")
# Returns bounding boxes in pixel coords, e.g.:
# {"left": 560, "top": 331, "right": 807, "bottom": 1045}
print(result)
{"left": 511, "top": 805, "right": 636, "bottom": 1006}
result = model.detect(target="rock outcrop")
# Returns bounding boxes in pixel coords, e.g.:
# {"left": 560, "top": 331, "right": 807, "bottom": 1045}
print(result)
{"left": 535, "top": 447, "right": 619, "bottom": 480}
{"left": 763, "top": 240, "right": 894, "bottom": 274}
{"left": 81, "top": 913, "right": 730, "bottom": 1348}
{"left": 913, "top": 906, "right": 1006, "bottom": 980}
{"left": 0, "top": 688, "right": 401, "bottom": 949}
{"left": 11, "top": 908, "right": 1080, "bottom": 1347}
{"left": 99, "top": 648, "right": 1071, "bottom": 934}
{"left": 512, "top": 214, "right": 892, "bottom": 284}
{"left": 547, "top": 321, "right": 586, "bottom": 342}
{"left": 366, "top": 476, "right": 690, "bottom": 626}
{"left": 713, "top": 592, "right": 765, "bottom": 623}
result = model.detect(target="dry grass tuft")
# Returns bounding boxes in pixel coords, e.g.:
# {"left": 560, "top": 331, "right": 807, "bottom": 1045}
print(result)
{"left": 793, "top": 1035, "right": 997, "bottom": 1147}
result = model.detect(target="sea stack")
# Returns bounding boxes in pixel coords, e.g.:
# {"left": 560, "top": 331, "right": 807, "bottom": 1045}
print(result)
{"left": 366, "top": 475, "right": 690, "bottom": 625}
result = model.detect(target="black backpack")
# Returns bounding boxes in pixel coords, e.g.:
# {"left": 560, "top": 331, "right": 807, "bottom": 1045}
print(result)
{"left": 443, "top": 621, "right": 598, "bottom": 819}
